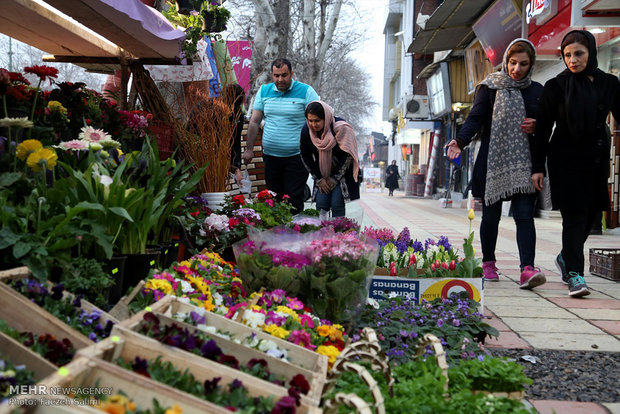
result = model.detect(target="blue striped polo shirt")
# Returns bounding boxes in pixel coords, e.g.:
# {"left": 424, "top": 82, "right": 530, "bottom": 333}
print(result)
{"left": 253, "top": 80, "right": 319, "bottom": 157}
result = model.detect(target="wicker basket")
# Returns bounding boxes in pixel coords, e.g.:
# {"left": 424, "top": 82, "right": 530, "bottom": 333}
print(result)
{"left": 589, "top": 248, "right": 620, "bottom": 281}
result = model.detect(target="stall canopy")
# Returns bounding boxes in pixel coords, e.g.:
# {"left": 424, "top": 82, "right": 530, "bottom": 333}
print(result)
{"left": 407, "top": 0, "right": 494, "bottom": 54}
{"left": 1, "top": 0, "right": 186, "bottom": 73}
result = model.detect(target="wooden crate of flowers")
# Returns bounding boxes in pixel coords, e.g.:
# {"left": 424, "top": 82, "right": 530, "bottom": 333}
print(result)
{"left": 78, "top": 327, "right": 322, "bottom": 413}
{"left": 34, "top": 357, "right": 231, "bottom": 414}
{"left": 0, "top": 273, "right": 118, "bottom": 349}
{"left": 116, "top": 306, "right": 324, "bottom": 406}
{"left": 0, "top": 331, "right": 56, "bottom": 381}
{"left": 146, "top": 295, "right": 328, "bottom": 376}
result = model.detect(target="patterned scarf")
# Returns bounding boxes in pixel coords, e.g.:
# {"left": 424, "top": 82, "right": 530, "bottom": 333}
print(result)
{"left": 481, "top": 39, "right": 536, "bottom": 205}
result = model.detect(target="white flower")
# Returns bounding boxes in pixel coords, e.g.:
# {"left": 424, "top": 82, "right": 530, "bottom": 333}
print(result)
{"left": 387, "top": 292, "right": 400, "bottom": 299}
{"left": 178, "top": 297, "right": 190, "bottom": 304}
{"left": 180, "top": 280, "right": 193, "bottom": 293}
{"left": 366, "top": 298, "right": 380, "bottom": 309}
{"left": 242, "top": 309, "right": 265, "bottom": 329}
{"left": 257, "top": 339, "right": 278, "bottom": 352}
{"left": 266, "top": 348, "right": 288, "bottom": 360}
{"left": 197, "top": 325, "right": 218, "bottom": 335}
{"left": 99, "top": 138, "right": 121, "bottom": 148}
{"left": 173, "top": 312, "right": 188, "bottom": 321}
{"left": 213, "top": 292, "right": 223, "bottom": 306}
{"left": 79, "top": 126, "right": 111, "bottom": 143}
{"left": 204, "top": 214, "right": 230, "bottom": 232}
{"left": 243, "top": 334, "right": 260, "bottom": 348}
{"left": 55, "top": 140, "right": 89, "bottom": 151}
{"left": 0, "top": 117, "right": 33, "bottom": 128}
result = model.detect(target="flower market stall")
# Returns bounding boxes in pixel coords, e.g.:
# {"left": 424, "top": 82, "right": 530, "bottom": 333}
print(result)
{"left": 0, "top": 2, "right": 538, "bottom": 413}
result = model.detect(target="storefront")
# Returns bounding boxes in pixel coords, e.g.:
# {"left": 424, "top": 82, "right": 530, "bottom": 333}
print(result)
{"left": 527, "top": 0, "right": 620, "bottom": 227}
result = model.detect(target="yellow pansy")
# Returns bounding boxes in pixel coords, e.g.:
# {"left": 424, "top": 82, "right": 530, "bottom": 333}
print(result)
{"left": 317, "top": 325, "right": 332, "bottom": 337}
{"left": 263, "top": 323, "right": 290, "bottom": 339}
{"left": 26, "top": 148, "right": 57, "bottom": 171}
{"left": 165, "top": 404, "right": 183, "bottom": 414}
{"left": 144, "top": 279, "right": 173, "bottom": 295}
{"left": 16, "top": 139, "right": 42, "bottom": 161}
{"left": 316, "top": 345, "right": 341, "bottom": 367}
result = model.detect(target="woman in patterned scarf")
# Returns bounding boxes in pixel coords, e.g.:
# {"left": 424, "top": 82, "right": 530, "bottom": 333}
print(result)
{"left": 446, "top": 38, "right": 545, "bottom": 290}
{"left": 300, "top": 101, "right": 360, "bottom": 219}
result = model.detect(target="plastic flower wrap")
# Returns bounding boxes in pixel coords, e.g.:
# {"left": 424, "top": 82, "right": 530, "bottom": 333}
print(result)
{"left": 300, "top": 232, "right": 379, "bottom": 326}
{"left": 232, "top": 227, "right": 319, "bottom": 296}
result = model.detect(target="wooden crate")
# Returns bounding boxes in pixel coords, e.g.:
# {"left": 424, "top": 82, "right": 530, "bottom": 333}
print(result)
{"left": 78, "top": 328, "right": 321, "bottom": 413}
{"left": 589, "top": 248, "right": 620, "bottom": 281}
{"left": 118, "top": 306, "right": 324, "bottom": 405}
{"left": 0, "top": 283, "right": 91, "bottom": 349}
{"left": 148, "top": 296, "right": 328, "bottom": 374}
{"left": 0, "top": 331, "right": 56, "bottom": 381}
{"left": 37, "top": 357, "right": 231, "bottom": 413}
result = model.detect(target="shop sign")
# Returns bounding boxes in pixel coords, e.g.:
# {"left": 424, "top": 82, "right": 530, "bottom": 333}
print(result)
{"left": 472, "top": 0, "right": 522, "bottom": 67}
{"left": 526, "top": 0, "right": 558, "bottom": 25}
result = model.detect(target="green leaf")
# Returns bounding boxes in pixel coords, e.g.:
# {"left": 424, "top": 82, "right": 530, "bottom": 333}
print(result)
{"left": 0, "top": 227, "right": 20, "bottom": 249}
{"left": 12, "top": 241, "right": 32, "bottom": 259}
{"left": 0, "top": 172, "right": 22, "bottom": 188}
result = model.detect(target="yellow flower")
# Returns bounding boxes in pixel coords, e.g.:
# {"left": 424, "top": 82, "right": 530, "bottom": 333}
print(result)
{"left": 165, "top": 405, "right": 183, "bottom": 414}
{"left": 276, "top": 305, "right": 297, "bottom": 317}
{"left": 47, "top": 100, "right": 67, "bottom": 114}
{"left": 16, "top": 139, "right": 42, "bottom": 160}
{"left": 26, "top": 148, "right": 57, "bottom": 171}
{"left": 468, "top": 209, "right": 475, "bottom": 221}
{"left": 144, "top": 279, "right": 173, "bottom": 295}
{"left": 317, "top": 325, "right": 332, "bottom": 337}
{"left": 316, "top": 345, "right": 341, "bottom": 367}
{"left": 263, "top": 323, "right": 290, "bottom": 339}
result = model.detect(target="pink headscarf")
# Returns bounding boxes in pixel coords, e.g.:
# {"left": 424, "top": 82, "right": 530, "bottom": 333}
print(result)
{"left": 306, "top": 101, "right": 359, "bottom": 182}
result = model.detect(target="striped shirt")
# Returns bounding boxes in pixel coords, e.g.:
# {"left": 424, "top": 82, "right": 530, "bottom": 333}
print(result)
{"left": 253, "top": 80, "right": 319, "bottom": 157}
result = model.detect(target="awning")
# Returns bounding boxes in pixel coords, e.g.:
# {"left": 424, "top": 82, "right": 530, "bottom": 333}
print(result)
{"left": 407, "top": 0, "right": 494, "bottom": 54}
{"left": 45, "top": 0, "right": 186, "bottom": 59}
{"left": 396, "top": 121, "right": 436, "bottom": 145}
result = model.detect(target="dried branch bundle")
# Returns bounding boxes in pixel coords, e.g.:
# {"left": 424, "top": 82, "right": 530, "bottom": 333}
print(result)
{"left": 173, "top": 84, "right": 234, "bottom": 193}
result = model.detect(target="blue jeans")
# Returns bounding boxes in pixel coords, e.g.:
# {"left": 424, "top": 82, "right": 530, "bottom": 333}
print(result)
{"left": 316, "top": 183, "right": 345, "bottom": 217}
{"left": 480, "top": 193, "right": 537, "bottom": 270}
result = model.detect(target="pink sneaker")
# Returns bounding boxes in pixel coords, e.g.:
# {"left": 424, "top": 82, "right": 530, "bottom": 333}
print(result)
{"left": 482, "top": 261, "right": 499, "bottom": 281}
{"left": 519, "top": 266, "right": 546, "bottom": 289}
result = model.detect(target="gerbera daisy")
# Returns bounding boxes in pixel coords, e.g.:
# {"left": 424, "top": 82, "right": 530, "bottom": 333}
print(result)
{"left": 56, "top": 140, "right": 88, "bottom": 151}
{"left": 27, "top": 148, "right": 57, "bottom": 171}
{"left": 15, "top": 139, "right": 43, "bottom": 160}
{"left": 0, "top": 117, "right": 34, "bottom": 129}
{"left": 79, "top": 126, "right": 112, "bottom": 143}
{"left": 24, "top": 65, "right": 59, "bottom": 83}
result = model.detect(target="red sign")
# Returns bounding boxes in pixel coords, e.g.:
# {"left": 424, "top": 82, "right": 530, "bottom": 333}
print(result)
{"left": 226, "top": 41, "right": 253, "bottom": 96}
{"left": 531, "top": 0, "right": 546, "bottom": 16}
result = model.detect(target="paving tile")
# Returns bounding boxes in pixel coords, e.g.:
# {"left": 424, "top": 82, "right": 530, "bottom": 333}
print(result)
{"left": 484, "top": 316, "right": 512, "bottom": 332}
{"left": 483, "top": 288, "right": 536, "bottom": 297}
{"left": 589, "top": 320, "right": 620, "bottom": 335}
{"left": 519, "top": 332, "right": 620, "bottom": 352}
{"left": 500, "top": 317, "right": 605, "bottom": 334}
{"left": 539, "top": 281, "right": 568, "bottom": 290}
{"left": 485, "top": 331, "right": 531, "bottom": 349}
{"left": 484, "top": 297, "right": 557, "bottom": 307}
{"left": 488, "top": 305, "right": 575, "bottom": 319}
{"left": 530, "top": 400, "right": 610, "bottom": 414}
{"left": 603, "top": 402, "right": 620, "bottom": 414}
{"left": 569, "top": 308, "right": 620, "bottom": 320}
{"left": 534, "top": 289, "right": 611, "bottom": 299}
{"left": 547, "top": 297, "right": 620, "bottom": 310}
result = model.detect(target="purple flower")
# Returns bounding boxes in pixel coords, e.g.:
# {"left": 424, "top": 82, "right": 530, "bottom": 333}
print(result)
{"left": 190, "top": 311, "right": 206, "bottom": 325}
{"left": 438, "top": 235, "right": 451, "bottom": 251}
{"left": 201, "top": 339, "right": 222, "bottom": 360}
{"left": 204, "top": 377, "right": 221, "bottom": 394}
{"left": 229, "top": 379, "right": 243, "bottom": 390}
{"left": 412, "top": 240, "right": 424, "bottom": 253}
{"left": 51, "top": 283, "right": 64, "bottom": 300}
{"left": 436, "top": 319, "right": 444, "bottom": 327}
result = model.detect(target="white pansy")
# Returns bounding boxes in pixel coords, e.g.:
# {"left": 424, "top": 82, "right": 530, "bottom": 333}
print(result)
{"left": 257, "top": 339, "right": 278, "bottom": 352}
{"left": 242, "top": 309, "right": 265, "bottom": 329}
{"left": 366, "top": 298, "right": 380, "bottom": 309}
{"left": 180, "top": 280, "right": 193, "bottom": 293}
{"left": 178, "top": 297, "right": 190, "bottom": 304}
{"left": 213, "top": 292, "right": 223, "bottom": 306}
{"left": 197, "top": 325, "right": 218, "bottom": 335}
{"left": 173, "top": 312, "right": 187, "bottom": 320}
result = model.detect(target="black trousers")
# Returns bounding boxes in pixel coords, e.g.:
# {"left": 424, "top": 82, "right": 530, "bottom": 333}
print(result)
{"left": 263, "top": 154, "right": 309, "bottom": 215}
{"left": 560, "top": 207, "right": 599, "bottom": 275}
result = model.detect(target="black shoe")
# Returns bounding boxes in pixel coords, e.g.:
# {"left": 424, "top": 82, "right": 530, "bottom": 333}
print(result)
{"left": 567, "top": 272, "right": 590, "bottom": 298}
{"left": 555, "top": 253, "right": 570, "bottom": 285}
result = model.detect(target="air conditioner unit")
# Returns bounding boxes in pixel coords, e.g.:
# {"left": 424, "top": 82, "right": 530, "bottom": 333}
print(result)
{"left": 403, "top": 95, "right": 430, "bottom": 119}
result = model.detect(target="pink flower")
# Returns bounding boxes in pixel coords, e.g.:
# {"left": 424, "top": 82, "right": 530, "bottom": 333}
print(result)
{"left": 56, "top": 140, "right": 88, "bottom": 151}
{"left": 286, "top": 297, "right": 304, "bottom": 310}
{"left": 265, "top": 199, "right": 274, "bottom": 207}
{"left": 299, "top": 314, "right": 314, "bottom": 329}
{"left": 79, "top": 126, "right": 111, "bottom": 143}
{"left": 288, "top": 330, "right": 316, "bottom": 350}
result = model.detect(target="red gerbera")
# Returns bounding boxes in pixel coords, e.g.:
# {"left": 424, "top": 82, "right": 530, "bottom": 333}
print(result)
{"left": 8, "top": 71, "right": 30, "bottom": 85}
{"left": 24, "top": 65, "right": 59, "bottom": 83}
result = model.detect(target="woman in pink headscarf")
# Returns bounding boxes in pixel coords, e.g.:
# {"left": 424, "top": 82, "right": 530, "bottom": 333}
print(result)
{"left": 300, "top": 101, "right": 360, "bottom": 219}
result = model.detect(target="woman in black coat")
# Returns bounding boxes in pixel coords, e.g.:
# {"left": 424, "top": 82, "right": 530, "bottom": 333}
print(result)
{"left": 300, "top": 101, "right": 360, "bottom": 219}
{"left": 385, "top": 160, "right": 400, "bottom": 196}
{"left": 532, "top": 30, "right": 620, "bottom": 298}
{"left": 446, "top": 38, "right": 545, "bottom": 290}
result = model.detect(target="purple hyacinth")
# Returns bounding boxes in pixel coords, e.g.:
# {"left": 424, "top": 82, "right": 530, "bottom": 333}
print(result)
{"left": 438, "top": 235, "right": 451, "bottom": 251}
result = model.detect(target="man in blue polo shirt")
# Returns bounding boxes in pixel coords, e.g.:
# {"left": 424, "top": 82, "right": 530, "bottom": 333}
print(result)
{"left": 243, "top": 58, "right": 319, "bottom": 214}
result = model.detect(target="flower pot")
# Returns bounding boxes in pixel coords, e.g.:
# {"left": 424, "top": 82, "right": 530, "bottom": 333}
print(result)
{"left": 202, "top": 13, "right": 227, "bottom": 33}
{"left": 175, "top": 0, "right": 196, "bottom": 14}
{"left": 201, "top": 191, "right": 228, "bottom": 211}
{"left": 121, "top": 248, "right": 160, "bottom": 295}
{"left": 103, "top": 255, "right": 127, "bottom": 306}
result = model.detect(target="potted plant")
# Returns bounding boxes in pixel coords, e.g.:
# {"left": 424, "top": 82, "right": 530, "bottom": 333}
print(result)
{"left": 201, "top": 2, "right": 231, "bottom": 33}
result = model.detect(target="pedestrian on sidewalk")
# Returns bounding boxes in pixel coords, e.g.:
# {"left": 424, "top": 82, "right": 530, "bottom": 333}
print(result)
{"left": 446, "top": 38, "right": 546, "bottom": 289}
{"left": 385, "top": 160, "right": 400, "bottom": 196}
{"left": 300, "top": 101, "right": 360, "bottom": 219}
{"left": 532, "top": 30, "right": 620, "bottom": 298}
{"left": 244, "top": 58, "right": 319, "bottom": 214}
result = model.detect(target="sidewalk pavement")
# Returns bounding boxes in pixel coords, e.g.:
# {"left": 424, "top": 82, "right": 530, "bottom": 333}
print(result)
{"left": 348, "top": 191, "right": 620, "bottom": 414}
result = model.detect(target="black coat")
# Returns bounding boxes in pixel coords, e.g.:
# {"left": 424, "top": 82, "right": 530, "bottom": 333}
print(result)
{"left": 385, "top": 165, "right": 400, "bottom": 189}
{"left": 456, "top": 82, "right": 543, "bottom": 199}
{"left": 299, "top": 118, "right": 360, "bottom": 202}
{"left": 533, "top": 72, "right": 620, "bottom": 211}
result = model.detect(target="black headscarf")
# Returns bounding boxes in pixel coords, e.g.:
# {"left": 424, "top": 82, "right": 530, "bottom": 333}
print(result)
{"left": 557, "top": 30, "right": 601, "bottom": 138}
